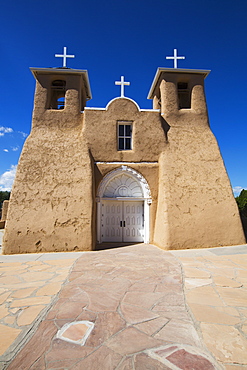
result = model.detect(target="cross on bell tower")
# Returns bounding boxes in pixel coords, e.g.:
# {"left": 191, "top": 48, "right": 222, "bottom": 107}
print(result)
{"left": 55, "top": 47, "right": 75, "bottom": 68}
{"left": 166, "top": 48, "right": 185, "bottom": 69}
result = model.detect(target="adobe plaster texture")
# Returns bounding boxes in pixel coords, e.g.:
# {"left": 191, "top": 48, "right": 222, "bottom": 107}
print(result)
{"left": 2, "top": 67, "right": 245, "bottom": 254}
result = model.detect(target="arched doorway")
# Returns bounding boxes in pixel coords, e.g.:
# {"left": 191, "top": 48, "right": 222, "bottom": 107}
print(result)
{"left": 97, "top": 166, "right": 152, "bottom": 244}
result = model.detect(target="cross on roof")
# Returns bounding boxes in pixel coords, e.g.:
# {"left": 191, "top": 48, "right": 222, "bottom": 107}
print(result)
{"left": 55, "top": 47, "right": 75, "bottom": 68}
{"left": 115, "top": 76, "right": 130, "bottom": 97}
{"left": 166, "top": 48, "right": 185, "bottom": 69}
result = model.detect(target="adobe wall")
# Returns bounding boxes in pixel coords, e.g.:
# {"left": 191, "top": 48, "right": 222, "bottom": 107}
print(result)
{"left": 1, "top": 200, "right": 9, "bottom": 221}
{"left": 2, "top": 81, "right": 94, "bottom": 254}
{"left": 84, "top": 98, "right": 165, "bottom": 245}
{"left": 83, "top": 98, "right": 167, "bottom": 162}
{"left": 153, "top": 77, "right": 245, "bottom": 249}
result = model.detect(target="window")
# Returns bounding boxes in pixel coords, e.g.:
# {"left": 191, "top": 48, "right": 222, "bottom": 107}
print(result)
{"left": 49, "top": 80, "right": 66, "bottom": 109}
{"left": 177, "top": 82, "right": 191, "bottom": 109}
{"left": 118, "top": 121, "right": 132, "bottom": 150}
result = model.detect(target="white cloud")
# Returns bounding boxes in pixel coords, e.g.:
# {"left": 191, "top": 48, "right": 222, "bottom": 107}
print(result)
{"left": 0, "top": 126, "right": 13, "bottom": 136}
{"left": 11, "top": 146, "right": 19, "bottom": 151}
{"left": 3, "top": 149, "right": 9, "bottom": 152}
{"left": 0, "top": 165, "right": 17, "bottom": 191}
{"left": 233, "top": 186, "right": 245, "bottom": 197}
{"left": 18, "top": 131, "right": 28, "bottom": 138}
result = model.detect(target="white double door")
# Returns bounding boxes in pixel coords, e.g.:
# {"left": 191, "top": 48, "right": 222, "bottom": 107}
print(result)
{"left": 101, "top": 200, "right": 144, "bottom": 243}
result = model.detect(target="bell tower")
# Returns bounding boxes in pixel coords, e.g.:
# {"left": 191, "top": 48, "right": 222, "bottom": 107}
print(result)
{"left": 30, "top": 67, "right": 92, "bottom": 129}
{"left": 148, "top": 67, "right": 210, "bottom": 124}
{"left": 3, "top": 66, "right": 94, "bottom": 254}
{"left": 148, "top": 66, "right": 245, "bottom": 250}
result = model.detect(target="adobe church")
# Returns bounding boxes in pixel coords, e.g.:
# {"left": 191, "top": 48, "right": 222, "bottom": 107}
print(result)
{"left": 2, "top": 49, "right": 246, "bottom": 254}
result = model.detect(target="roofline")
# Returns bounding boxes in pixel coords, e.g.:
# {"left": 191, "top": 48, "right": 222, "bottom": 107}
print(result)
{"left": 29, "top": 67, "right": 92, "bottom": 100}
{"left": 147, "top": 67, "right": 211, "bottom": 100}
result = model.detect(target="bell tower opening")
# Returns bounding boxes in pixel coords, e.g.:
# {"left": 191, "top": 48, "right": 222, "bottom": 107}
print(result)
{"left": 177, "top": 81, "right": 191, "bottom": 109}
{"left": 48, "top": 79, "right": 66, "bottom": 110}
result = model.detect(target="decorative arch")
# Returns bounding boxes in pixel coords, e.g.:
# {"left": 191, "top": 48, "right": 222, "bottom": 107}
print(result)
{"left": 97, "top": 165, "right": 151, "bottom": 201}
{"left": 105, "top": 97, "right": 141, "bottom": 111}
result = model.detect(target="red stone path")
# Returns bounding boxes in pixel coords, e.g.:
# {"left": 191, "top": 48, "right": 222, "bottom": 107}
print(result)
{"left": 5, "top": 245, "right": 222, "bottom": 369}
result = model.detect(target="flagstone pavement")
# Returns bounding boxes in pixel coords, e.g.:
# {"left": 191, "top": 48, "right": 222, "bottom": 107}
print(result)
{"left": 0, "top": 242, "right": 247, "bottom": 369}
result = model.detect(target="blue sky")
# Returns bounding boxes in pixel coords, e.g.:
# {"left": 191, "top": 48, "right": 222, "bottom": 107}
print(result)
{"left": 0, "top": 0, "right": 246, "bottom": 195}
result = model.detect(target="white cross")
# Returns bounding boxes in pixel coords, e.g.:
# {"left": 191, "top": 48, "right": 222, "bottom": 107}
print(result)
{"left": 55, "top": 47, "right": 75, "bottom": 67}
{"left": 166, "top": 48, "right": 185, "bottom": 69}
{"left": 115, "top": 76, "right": 130, "bottom": 97}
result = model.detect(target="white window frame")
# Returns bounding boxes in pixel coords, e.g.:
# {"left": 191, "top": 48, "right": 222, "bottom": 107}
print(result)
{"left": 117, "top": 121, "right": 132, "bottom": 151}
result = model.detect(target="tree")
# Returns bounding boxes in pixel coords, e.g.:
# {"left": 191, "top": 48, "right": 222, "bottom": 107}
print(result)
{"left": 236, "top": 189, "right": 247, "bottom": 217}
{"left": 0, "top": 191, "right": 10, "bottom": 209}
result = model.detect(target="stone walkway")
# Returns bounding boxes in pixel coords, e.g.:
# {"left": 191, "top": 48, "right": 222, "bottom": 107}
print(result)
{"left": 0, "top": 243, "right": 246, "bottom": 369}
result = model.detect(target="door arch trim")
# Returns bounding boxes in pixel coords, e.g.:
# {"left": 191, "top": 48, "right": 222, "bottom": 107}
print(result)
{"left": 97, "top": 165, "right": 152, "bottom": 201}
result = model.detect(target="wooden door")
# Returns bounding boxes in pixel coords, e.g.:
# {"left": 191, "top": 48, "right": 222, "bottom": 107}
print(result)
{"left": 101, "top": 201, "right": 144, "bottom": 243}
{"left": 123, "top": 201, "right": 144, "bottom": 242}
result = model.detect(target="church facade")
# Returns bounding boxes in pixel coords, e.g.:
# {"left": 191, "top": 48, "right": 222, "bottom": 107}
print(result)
{"left": 2, "top": 64, "right": 245, "bottom": 254}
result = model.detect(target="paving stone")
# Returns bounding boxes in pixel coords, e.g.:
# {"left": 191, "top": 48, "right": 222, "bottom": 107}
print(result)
{"left": 128, "top": 282, "right": 156, "bottom": 292}
{"left": 106, "top": 327, "right": 162, "bottom": 355}
{"left": 166, "top": 349, "right": 215, "bottom": 370}
{"left": 4, "top": 316, "right": 16, "bottom": 325}
{"left": 17, "top": 304, "right": 45, "bottom": 326}
{"left": 28, "top": 264, "right": 54, "bottom": 272}
{"left": 217, "top": 306, "right": 240, "bottom": 317}
{"left": 189, "top": 303, "right": 241, "bottom": 325}
{"left": 59, "top": 284, "right": 83, "bottom": 299}
{"left": 116, "top": 356, "right": 134, "bottom": 369}
{"left": 45, "top": 338, "right": 94, "bottom": 362}
{"left": 35, "top": 282, "right": 62, "bottom": 296}
{"left": 216, "top": 287, "right": 247, "bottom": 307}
{"left": 87, "top": 290, "right": 121, "bottom": 312}
{"left": 122, "top": 291, "right": 164, "bottom": 309}
{"left": 10, "top": 295, "right": 51, "bottom": 308}
{"left": 76, "top": 308, "right": 97, "bottom": 322}
{"left": 45, "top": 259, "right": 77, "bottom": 266}
{"left": 21, "top": 271, "right": 54, "bottom": 282}
{"left": 0, "top": 324, "right": 21, "bottom": 356}
{"left": 184, "top": 267, "right": 211, "bottom": 278}
{"left": 11, "top": 287, "right": 37, "bottom": 298}
{"left": 185, "top": 278, "right": 213, "bottom": 289}
{"left": 237, "top": 269, "right": 247, "bottom": 278}
{"left": 224, "top": 365, "right": 247, "bottom": 370}
{"left": 154, "top": 319, "right": 201, "bottom": 347}
{"left": 70, "top": 345, "right": 123, "bottom": 370}
{"left": 154, "top": 292, "right": 185, "bottom": 307}
{"left": 86, "top": 311, "right": 125, "bottom": 347}
{"left": 134, "top": 316, "right": 169, "bottom": 336}
{"left": 134, "top": 353, "right": 171, "bottom": 369}
{"left": 120, "top": 303, "right": 159, "bottom": 324}
{"left": 0, "top": 305, "right": 9, "bottom": 319}
{"left": 214, "top": 276, "right": 243, "bottom": 288}
{"left": 29, "top": 355, "right": 46, "bottom": 370}
{"left": 7, "top": 320, "right": 57, "bottom": 370}
{"left": 57, "top": 321, "right": 94, "bottom": 345}
{"left": 44, "top": 358, "right": 77, "bottom": 369}
{"left": 0, "top": 291, "right": 11, "bottom": 304}
{"left": 200, "top": 323, "right": 247, "bottom": 364}
{"left": 55, "top": 300, "right": 86, "bottom": 320}
{"left": 152, "top": 345, "right": 179, "bottom": 357}
{"left": 209, "top": 267, "right": 236, "bottom": 279}
{"left": 186, "top": 286, "right": 224, "bottom": 306}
